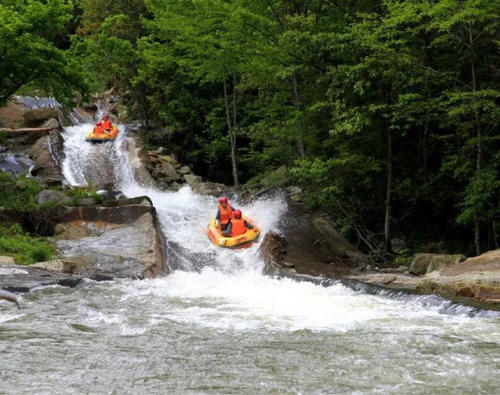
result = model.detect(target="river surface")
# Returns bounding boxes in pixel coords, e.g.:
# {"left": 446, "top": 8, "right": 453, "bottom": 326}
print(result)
{"left": 1, "top": 123, "right": 500, "bottom": 394}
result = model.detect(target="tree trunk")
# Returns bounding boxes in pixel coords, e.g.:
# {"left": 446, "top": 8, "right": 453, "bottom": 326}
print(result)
{"left": 384, "top": 126, "right": 393, "bottom": 252}
{"left": 469, "top": 26, "right": 481, "bottom": 256}
{"left": 223, "top": 78, "right": 239, "bottom": 187}
{"left": 292, "top": 73, "right": 305, "bottom": 158}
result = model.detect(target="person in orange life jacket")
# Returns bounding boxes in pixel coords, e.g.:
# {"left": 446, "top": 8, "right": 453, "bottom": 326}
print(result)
{"left": 101, "top": 114, "right": 112, "bottom": 132}
{"left": 222, "top": 209, "right": 254, "bottom": 237}
{"left": 215, "top": 196, "right": 236, "bottom": 231}
{"left": 93, "top": 122, "right": 104, "bottom": 135}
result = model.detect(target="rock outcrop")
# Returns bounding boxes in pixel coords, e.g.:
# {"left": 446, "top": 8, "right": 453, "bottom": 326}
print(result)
{"left": 53, "top": 196, "right": 168, "bottom": 280}
{"left": 0, "top": 262, "right": 82, "bottom": 292}
{"left": 261, "top": 203, "right": 370, "bottom": 277}
{"left": 143, "top": 147, "right": 226, "bottom": 195}
{"left": 348, "top": 249, "right": 500, "bottom": 307}
{"left": 409, "top": 253, "right": 467, "bottom": 275}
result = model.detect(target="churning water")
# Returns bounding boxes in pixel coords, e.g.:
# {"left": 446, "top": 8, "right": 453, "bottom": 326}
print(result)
{"left": 1, "top": 123, "right": 499, "bottom": 394}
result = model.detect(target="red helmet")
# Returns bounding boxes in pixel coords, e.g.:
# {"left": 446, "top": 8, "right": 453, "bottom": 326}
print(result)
{"left": 103, "top": 114, "right": 109, "bottom": 119}
{"left": 234, "top": 209, "right": 242, "bottom": 219}
{"left": 219, "top": 196, "right": 228, "bottom": 204}
{"left": 96, "top": 122, "right": 102, "bottom": 125}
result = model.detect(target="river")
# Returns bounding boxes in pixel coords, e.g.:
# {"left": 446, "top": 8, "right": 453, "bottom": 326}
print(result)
{"left": 1, "top": 123, "right": 499, "bottom": 393}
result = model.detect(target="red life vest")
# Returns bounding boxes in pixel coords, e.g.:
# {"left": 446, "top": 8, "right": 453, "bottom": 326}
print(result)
{"left": 93, "top": 125, "right": 104, "bottom": 135}
{"left": 230, "top": 219, "right": 247, "bottom": 236}
{"left": 102, "top": 120, "right": 112, "bottom": 131}
{"left": 218, "top": 203, "right": 233, "bottom": 225}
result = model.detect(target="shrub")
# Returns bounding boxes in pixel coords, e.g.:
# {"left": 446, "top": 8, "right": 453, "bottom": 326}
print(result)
{"left": 0, "top": 225, "right": 56, "bottom": 265}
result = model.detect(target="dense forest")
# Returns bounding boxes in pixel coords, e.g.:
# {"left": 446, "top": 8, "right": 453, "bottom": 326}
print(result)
{"left": 1, "top": 0, "right": 499, "bottom": 260}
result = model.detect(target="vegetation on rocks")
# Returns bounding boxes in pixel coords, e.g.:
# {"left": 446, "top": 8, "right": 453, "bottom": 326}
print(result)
{"left": 0, "top": 224, "right": 56, "bottom": 265}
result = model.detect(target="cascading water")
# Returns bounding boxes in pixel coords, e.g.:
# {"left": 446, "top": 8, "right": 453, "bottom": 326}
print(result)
{"left": 1, "top": 122, "right": 499, "bottom": 393}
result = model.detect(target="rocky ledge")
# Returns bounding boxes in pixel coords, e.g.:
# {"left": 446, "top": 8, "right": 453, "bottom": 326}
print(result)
{"left": 0, "top": 196, "right": 168, "bottom": 293}
{"left": 346, "top": 250, "right": 500, "bottom": 307}
{"left": 260, "top": 202, "right": 370, "bottom": 277}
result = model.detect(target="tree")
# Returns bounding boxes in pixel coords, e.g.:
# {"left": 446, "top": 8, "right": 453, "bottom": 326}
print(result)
{"left": 0, "top": 0, "right": 78, "bottom": 105}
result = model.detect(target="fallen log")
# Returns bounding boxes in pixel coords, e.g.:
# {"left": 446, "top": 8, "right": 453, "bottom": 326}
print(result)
{"left": 0, "top": 126, "right": 55, "bottom": 134}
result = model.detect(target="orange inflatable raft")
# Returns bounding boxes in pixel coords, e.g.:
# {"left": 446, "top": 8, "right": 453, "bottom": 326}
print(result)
{"left": 207, "top": 217, "right": 260, "bottom": 249}
{"left": 86, "top": 125, "right": 119, "bottom": 143}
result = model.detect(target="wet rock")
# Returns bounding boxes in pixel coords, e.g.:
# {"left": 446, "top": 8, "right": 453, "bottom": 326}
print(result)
{"left": 0, "top": 262, "right": 82, "bottom": 292}
{"left": 348, "top": 249, "right": 500, "bottom": 307}
{"left": 261, "top": 206, "right": 370, "bottom": 277}
{"left": 409, "top": 253, "right": 466, "bottom": 275}
{"left": 34, "top": 189, "right": 72, "bottom": 205}
{"left": 179, "top": 165, "right": 191, "bottom": 175}
{"left": 23, "top": 107, "right": 59, "bottom": 126}
{"left": 54, "top": 196, "right": 168, "bottom": 279}
{"left": 287, "top": 186, "right": 304, "bottom": 203}
{"left": 0, "top": 256, "right": 15, "bottom": 265}
{"left": 30, "top": 131, "right": 64, "bottom": 184}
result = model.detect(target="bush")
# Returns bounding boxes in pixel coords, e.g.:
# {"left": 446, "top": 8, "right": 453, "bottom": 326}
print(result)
{"left": 0, "top": 225, "right": 56, "bottom": 265}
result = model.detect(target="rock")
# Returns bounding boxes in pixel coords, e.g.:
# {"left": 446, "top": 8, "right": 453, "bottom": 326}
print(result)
{"left": 125, "top": 136, "right": 156, "bottom": 187}
{"left": 287, "top": 186, "right": 304, "bottom": 203}
{"left": 34, "top": 189, "right": 71, "bottom": 205}
{"left": 0, "top": 256, "right": 15, "bottom": 265}
{"left": 184, "top": 174, "right": 203, "bottom": 189}
{"left": 261, "top": 206, "right": 370, "bottom": 277}
{"left": 76, "top": 197, "right": 96, "bottom": 206}
{"left": 40, "top": 117, "right": 59, "bottom": 130}
{"left": 409, "top": 253, "right": 466, "bottom": 275}
{"left": 160, "top": 161, "right": 182, "bottom": 183}
{"left": 178, "top": 165, "right": 191, "bottom": 175}
{"left": 54, "top": 196, "right": 168, "bottom": 279}
{"left": 0, "top": 98, "right": 28, "bottom": 128}
{"left": 348, "top": 249, "right": 500, "bottom": 307}
{"left": 418, "top": 249, "right": 500, "bottom": 304}
{"left": 0, "top": 262, "right": 82, "bottom": 292}
{"left": 30, "top": 131, "right": 64, "bottom": 184}
{"left": 426, "top": 254, "right": 467, "bottom": 274}
{"left": 23, "top": 107, "right": 59, "bottom": 126}
{"left": 156, "top": 146, "right": 166, "bottom": 154}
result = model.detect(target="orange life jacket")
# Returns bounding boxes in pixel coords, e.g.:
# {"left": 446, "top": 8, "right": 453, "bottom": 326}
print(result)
{"left": 93, "top": 125, "right": 104, "bottom": 135}
{"left": 102, "top": 120, "right": 112, "bottom": 131}
{"left": 230, "top": 219, "right": 247, "bottom": 236}
{"left": 218, "top": 203, "right": 233, "bottom": 225}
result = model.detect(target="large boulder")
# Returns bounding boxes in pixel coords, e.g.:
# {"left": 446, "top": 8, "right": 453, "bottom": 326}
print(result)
{"left": 34, "top": 189, "right": 72, "bottom": 205}
{"left": 261, "top": 204, "right": 370, "bottom": 277}
{"left": 409, "top": 253, "right": 466, "bottom": 275}
{"left": 23, "top": 107, "right": 59, "bottom": 126}
{"left": 30, "top": 130, "right": 64, "bottom": 184}
{"left": 418, "top": 249, "right": 500, "bottom": 303}
{"left": 347, "top": 249, "right": 500, "bottom": 307}
{"left": 53, "top": 196, "right": 168, "bottom": 279}
{"left": 0, "top": 98, "right": 28, "bottom": 128}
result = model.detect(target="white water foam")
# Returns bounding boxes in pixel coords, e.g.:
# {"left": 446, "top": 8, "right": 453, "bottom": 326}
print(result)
{"left": 59, "top": 123, "right": 500, "bottom": 333}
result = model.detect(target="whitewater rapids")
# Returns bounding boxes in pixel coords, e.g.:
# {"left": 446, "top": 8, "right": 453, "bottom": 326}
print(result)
{"left": 1, "top": 123, "right": 499, "bottom": 393}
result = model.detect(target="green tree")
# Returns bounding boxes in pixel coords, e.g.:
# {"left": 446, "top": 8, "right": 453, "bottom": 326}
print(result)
{"left": 0, "top": 0, "right": 78, "bottom": 104}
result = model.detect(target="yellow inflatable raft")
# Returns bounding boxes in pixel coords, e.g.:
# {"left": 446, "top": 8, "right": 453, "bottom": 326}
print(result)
{"left": 85, "top": 125, "right": 119, "bottom": 143}
{"left": 207, "top": 217, "right": 260, "bottom": 249}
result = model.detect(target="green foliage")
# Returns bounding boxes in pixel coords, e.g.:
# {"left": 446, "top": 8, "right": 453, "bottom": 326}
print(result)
{"left": 0, "top": 172, "right": 44, "bottom": 210}
{"left": 0, "top": 225, "right": 56, "bottom": 265}
{"left": 0, "top": 0, "right": 84, "bottom": 105}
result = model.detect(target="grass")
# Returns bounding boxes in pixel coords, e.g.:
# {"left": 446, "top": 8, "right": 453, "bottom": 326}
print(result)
{"left": 0, "top": 224, "right": 56, "bottom": 265}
